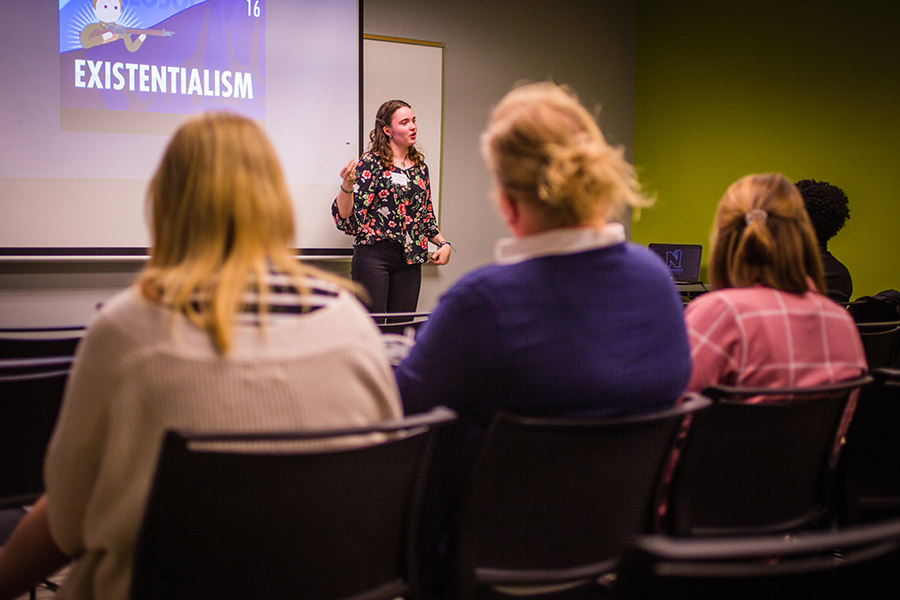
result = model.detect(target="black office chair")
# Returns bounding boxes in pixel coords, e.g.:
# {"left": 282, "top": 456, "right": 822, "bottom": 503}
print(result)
{"left": 0, "top": 333, "right": 79, "bottom": 540}
{"left": 449, "top": 395, "right": 711, "bottom": 599}
{"left": 663, "top": 376, "right": 873, "bottom": 538}
{"left": 613, "top": 518, "right": 900, "bottom": 599}
{"left": 839, "top": 368, "right": 900, "bottom": 523}
{"left": 0, "top": 334, "right": 79, "bottom": 599}
{"left": 0, "top": 369, "right": 71, "bottom": 512}
{"left": 130, "top": 406, "right": 457, "bottom": 600}
{"left": 856, "top": 321, "right": 900, "bottom": 369}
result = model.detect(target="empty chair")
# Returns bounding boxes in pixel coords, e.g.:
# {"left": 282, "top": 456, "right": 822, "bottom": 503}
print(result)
{"left": 130, "top": 406, "right": 456, "bottom": 600}
{"left": 856, "top": 321, "right": 900, "bottom": 369}
{"left": 663, "top": 376, "right": 873, "bottom": 538}
{"left": 0, "top": 369, "right": 71, "bottom": 511}
{"left": 0, "top": 368, "right": 70, "bottom": 549}
{"left": 371, "top": 311, "right": 431, "bottom": 334}
{"left": 613, "top": 518, "right": 900, "bottom": 599}
{"left": 449, "top": 395, "right": 711, "bottom": 599}
{"left": 0, "top": 344, "right": 75, "bottom": 599}
{"left": 372, "top": 312, "right": 431, "bottom": 366}
{"left": 0, "top": 332, "right": 79, "bottom": 546}
{"left": 0, "top": 331, "right": 81, "bottom": 378}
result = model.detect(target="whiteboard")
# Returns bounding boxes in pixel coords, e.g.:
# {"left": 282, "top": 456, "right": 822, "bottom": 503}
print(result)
{"left": 363, "top": 36, "right": 444, "bottom": 221}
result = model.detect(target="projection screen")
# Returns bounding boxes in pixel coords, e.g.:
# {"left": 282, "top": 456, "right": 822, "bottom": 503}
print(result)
{"left": 0, "top": 0, "right": 360, "bottom": 255}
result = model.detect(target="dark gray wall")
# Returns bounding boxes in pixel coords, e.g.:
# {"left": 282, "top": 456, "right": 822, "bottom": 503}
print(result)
{"left": 0, "top": 1, "right": 636, "bottom": 327}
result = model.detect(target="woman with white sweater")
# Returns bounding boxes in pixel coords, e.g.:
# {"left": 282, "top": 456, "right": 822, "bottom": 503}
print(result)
{"left": 0, "top": 112, "right": 401, "bottom": 599}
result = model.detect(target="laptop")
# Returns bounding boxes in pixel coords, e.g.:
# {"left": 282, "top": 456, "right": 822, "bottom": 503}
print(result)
{"left": 648, "top": 243, "right": 703, "bottom": 284}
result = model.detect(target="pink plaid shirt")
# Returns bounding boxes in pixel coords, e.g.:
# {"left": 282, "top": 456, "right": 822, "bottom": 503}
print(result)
{"left": 684, "top": 285, "right": 867, "bottom": 395}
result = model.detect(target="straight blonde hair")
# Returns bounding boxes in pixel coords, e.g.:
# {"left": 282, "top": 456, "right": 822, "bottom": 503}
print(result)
{"left": 709, "top": 173, "right": 825, "bottom": 294}
{"left": 139, "top": 111, "right": 350, "bottom": 353}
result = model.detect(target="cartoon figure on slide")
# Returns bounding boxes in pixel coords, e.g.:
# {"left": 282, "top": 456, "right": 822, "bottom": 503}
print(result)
{"left": 79, "top": 0, "right": 175, "bottom": 53}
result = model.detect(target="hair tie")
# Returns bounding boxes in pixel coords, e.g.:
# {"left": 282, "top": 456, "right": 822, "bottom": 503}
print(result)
{"left": 745, "top": 208, "right": 768, "bottom": 225}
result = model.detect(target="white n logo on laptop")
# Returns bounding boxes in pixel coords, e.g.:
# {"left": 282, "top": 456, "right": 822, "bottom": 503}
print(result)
{"left": 665, "top": 249, "right": 683, "bottom": 269}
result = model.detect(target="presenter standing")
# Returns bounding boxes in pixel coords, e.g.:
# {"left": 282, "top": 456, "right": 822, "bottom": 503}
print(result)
{"left": 332, "top": 100, "right": 451, "bottom": 314}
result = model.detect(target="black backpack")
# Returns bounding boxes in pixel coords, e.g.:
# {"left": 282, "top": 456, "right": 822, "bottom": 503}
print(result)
{"left": 848, "top": 289, "right": 900, "bottom": 322}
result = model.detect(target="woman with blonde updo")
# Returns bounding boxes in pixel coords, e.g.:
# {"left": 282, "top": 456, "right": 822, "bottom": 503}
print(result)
{"left": 685, "top": 173, "right": 866, "bottom": 393}
{"left": 394, "top": 82, "right": 692, "bottom": 591}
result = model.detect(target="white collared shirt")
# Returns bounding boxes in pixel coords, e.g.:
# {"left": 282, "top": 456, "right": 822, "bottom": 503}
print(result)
{"left": 493, "top": 222, "right": 626, "bottom": 265}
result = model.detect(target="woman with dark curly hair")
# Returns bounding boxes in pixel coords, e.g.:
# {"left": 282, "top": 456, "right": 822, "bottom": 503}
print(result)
{"left": 795, "top": 178, "right": 852, "bottom": 302}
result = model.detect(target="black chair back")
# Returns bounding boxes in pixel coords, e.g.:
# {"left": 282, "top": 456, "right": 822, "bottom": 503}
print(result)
{"left": 665, "top": 376, "right": 872, "bottom": 537}
{"left": 451, "top": 395, "right": 711, "bottom": 599}
{"left": 371, "top": 312, "right": 430, "bottom": 366}
{"left": 840, "top": 368, "right": 900, "bottom": 522}
{"left": 370, "top": 312, "right": 431, "bottom": 335}
{"left": 0, "top": 330, "right": 82, "bottom": 359}
{"left": 614, "top": 518, "right": 900, "bottom": 599}
{"left": 856, "top": 321, "right": 900, "bottom": 369}
{"left": 0, "top": 332, "right": 79, "bottom": 552}
{"left": 0, "top": 332, "right": 81, "bottom": 511}
{"left": 130, "top": 407, "right": 456, "bottom": 600}
{"left": 0, "top": 370, "right": 70, "bottom": 509}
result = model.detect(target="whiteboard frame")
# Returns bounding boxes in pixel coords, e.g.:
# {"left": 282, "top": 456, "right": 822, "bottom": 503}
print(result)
{"left": 362, "top": 35, "right": 445, "bottom": 224}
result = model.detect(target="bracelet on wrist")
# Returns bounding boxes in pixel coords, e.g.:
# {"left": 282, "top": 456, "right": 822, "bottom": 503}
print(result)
{"left": 340, "top": 185, "right": 352, "bottom": 194}
{"left": 438, "top": 241, "right": 451, "bottom": 249}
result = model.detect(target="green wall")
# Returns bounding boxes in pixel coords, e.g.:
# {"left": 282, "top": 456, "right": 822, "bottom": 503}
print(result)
{"left": 632, "top": 2, "right": 900, "bottom": 297}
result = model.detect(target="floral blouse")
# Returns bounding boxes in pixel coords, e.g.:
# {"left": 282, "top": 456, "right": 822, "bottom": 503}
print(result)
{"left": 332, "top": 152, "right": 440, "bottom": 265}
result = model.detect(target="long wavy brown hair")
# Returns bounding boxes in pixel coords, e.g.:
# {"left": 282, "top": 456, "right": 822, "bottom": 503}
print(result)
{"left": 367, "top": 99, "right": 424, "bottom": 171}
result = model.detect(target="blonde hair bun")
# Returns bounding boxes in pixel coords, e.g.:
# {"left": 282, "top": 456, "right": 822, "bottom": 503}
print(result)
{"left": 482, "top": 82, "right": 650, "bottom": 227}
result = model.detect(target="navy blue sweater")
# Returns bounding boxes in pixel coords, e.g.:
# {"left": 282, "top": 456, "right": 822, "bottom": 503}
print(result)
{"left": 395, "top": 240, "right": 691, "bottom": 588}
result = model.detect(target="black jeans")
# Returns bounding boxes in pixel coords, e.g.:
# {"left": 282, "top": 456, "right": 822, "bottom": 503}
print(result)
{"left": 351, "top": 241, "right": 422, "bottom": 314}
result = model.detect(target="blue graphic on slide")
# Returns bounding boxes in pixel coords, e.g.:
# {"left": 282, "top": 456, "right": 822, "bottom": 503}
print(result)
{"left": 60, "top": 0, "right": 205, "bottom": 53}
{"left": 59, "top": 0, "right": 265, "bottom": 121}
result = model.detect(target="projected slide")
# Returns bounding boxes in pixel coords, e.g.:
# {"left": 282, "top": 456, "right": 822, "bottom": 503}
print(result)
{"left": 1, "top": 1, "right": 358, "bottom": 251}
{"left": 59, "top": 0, "right": 265, "bottom": 127}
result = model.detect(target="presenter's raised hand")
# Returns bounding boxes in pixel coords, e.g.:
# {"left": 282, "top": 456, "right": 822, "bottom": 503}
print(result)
{"left": 334, "top": 159, "right": 357, "bottom": 219}
{"left": 339, "top": 159, "right": 357, "bottom": 192}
